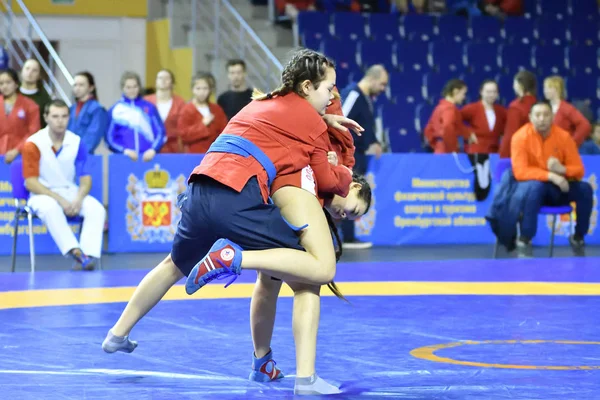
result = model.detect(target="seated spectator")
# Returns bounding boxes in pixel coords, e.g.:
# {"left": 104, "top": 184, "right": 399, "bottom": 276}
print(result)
{"left": 392, "top": 0, "right": 446, "bottom": 13}
{"left": 217, "top": 60, "right": 253, "bottom": 120}
{"left": 392, "top": 0, "right": 428, "bottom": 13}
{"left": 461, "top": 79, "right": 507, "bottom": 154}
{"left": 276, "top": 0, "right": 316, "bottom": 20}
{"left": 580, "top": 123, "right": 600, "bottom": 155}
{"left": 0, "top": 68, "right": 40, "bottom": 163}
{"left": 22, "top": 100, "right": 106, "bottom": 270}
{"left": 144, "top": 69, "right": 186, "bottom": 153}
{"left": 481, "top": 0, "right": 523, "bottom": 16}
{"left": 543, "top": 76, "right": 591, "bottom": 147}
{"left": 105, "top": 71, "right": 165, "bottom": 162}
{"left": 511, "top": 101, "right": 592, "bottom": 257}
{"left": 178, "top": 72, "right": 228, "bottom": 153}
{"left": 68, "top": 71, "right": 108, "bottom": 154}
{"left": 424, "top": 79, "right": 477, "bottom": 154}
{"left": 19, "top": 59, "right": 51, "bottom": 128}
{"left": 499, "top": 70, "right": 537, "bottom": 158}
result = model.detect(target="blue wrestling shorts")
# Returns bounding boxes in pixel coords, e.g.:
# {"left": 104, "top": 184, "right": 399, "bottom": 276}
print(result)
{"left": 171, "top": 177, "right": 304, "bottom": 277}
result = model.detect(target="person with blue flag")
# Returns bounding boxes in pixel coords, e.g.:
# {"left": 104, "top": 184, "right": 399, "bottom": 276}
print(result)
{"left": 105, "top": 71, "right": 165, "bottom": 161}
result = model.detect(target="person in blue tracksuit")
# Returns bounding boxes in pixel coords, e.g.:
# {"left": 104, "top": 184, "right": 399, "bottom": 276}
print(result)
{"left": 106, "top": 71, "right": 165, "bottom": 162}
{"left": 68, "top": 71, "right": 108, "bottom": 154}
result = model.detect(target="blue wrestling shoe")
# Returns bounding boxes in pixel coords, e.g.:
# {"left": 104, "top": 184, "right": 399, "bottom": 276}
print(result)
{"left": 185, "top": 238, "right": 243, "bottom": 295}
{"left": 249, "top": 349, "right": 284, "bottom": 382}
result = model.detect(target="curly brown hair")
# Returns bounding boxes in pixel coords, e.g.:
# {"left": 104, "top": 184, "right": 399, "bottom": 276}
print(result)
{"left": 252, "top": 48, "right": 335, "bottom": 101}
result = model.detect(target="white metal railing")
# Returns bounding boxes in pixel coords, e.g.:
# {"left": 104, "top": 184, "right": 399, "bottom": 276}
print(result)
{"left": 0, "top": 0, "right": 74, "bottom": 105}
{"left": 190, "top": 0, "right": 283, "bottom": 90}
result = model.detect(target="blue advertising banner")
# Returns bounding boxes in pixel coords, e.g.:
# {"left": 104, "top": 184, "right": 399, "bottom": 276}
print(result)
{"left": 356, "top": 154, "right": 600, "bottom": 247}
{"left": 0, "top": 155, "right": 103, "bottom": 255}
{"left": 107, "top": 154, "right": 203, "bottom": 253}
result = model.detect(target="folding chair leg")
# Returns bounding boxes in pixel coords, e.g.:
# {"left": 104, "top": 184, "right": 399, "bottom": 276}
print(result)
{"left": 11, "top": 213, "right": 20, "bottom": 273}
{"left": 27, "top": 213, "right": 35, "bottom": 273}
{"left": 569, "top": 213, "right": 574, "bottom": 236}
{"left": 493, "top": 238, "right": 499, "bottom": 258}
{"left": 549, "top": 214, "right": 557, "bottom": 258}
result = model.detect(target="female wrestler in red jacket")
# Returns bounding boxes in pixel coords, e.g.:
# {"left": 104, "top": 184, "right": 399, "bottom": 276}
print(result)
{"left": 499, "top": 70, "right": 537, "bottom": 158}
{"left": 178, "top": 72, "right": 228, "bottom": 153}
{"left": 461, "top": 79, "right": 507, "bottom": 153}
{"left": 0, "top": 68, "right": 40, "bottom": 163}
{"left": 544, "top": 76, "right": 591, "bottom": 147}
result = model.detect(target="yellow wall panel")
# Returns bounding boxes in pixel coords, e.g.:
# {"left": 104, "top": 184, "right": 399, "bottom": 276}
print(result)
{"left": 146, "top": 19, "right": 192, "bottom": 100}
{"left": 8, "top": 0, "right": 147, "bottom": 18}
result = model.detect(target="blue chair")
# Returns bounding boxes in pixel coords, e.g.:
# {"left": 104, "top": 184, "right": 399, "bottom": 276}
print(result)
{"left": 10, "top": 158, "right": 86, "bottom": 272}
{"left": 492, "top": 158, "right": 573, "bottom": 258}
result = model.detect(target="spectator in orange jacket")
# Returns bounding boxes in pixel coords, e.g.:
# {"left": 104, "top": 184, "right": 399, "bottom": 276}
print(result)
{"left": 0, "top": 68, "right": 40, "bottom": 163}
{"left": 461, "top": 79, "right": 507, "bottom": 153}
{"left": 544, "top": 75, "right": 591, "bottom": 147}
{"left": 424, "top": 79, "right": 477, "bottom": 154}
{"left": 499, "top": 70, "right": 537, "bottom": 158}
{"left": 144, "top": 69, "right": 186, "bottom": 153}
{"left": 177, "top": 71, "right": 228, "bottom": 153}
{"left": 511, "top": 100, "right": 592, "bottom": 257}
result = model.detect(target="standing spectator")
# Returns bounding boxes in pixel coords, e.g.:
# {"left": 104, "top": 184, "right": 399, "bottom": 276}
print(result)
{"left": 0, "top": 68, "right": 40, "bottom": 163}
{"left": 19, "top": 59, "right": 51, "bottom": 128}
{"left": 579, "top": 123, "right": 600, "bottom": 155}
{"left": 22, "top": 99, "right": 106, "bottom": 270}
{"left": 424, "top": 79, "right": 477, "bottom": 154}
{"left": 544, "top": 76, "right": 591, "bottom": 147}
{"left": 340, "top": 64, "right": 388, "bottom": 249}
{"left": 105, "top": 71, "right": 165, "bottom": 162}
{"left": 217, "top": 59, "right": 253, "bottom": 120}
{"left": 461, "top": 79, "right": 506, "bottom": 153}
{"left": 68, "top": 71, "right": 108, "bottom": 154}
{"left": 178, "top": 72, "right": 228, "bottom": 153}
{"left": 144, "top": 69, "right": 186, "bottom": 153}
{"left": 499, "top": 70, "right": 537, "bottom": 158}
{"left": 510, "top": 101, "right": 592, "bottom": 257}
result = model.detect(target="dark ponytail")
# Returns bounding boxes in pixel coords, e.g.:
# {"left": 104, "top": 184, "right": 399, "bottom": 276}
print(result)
{"left": 323, "top": 208, "right": 349, "bottom": 303}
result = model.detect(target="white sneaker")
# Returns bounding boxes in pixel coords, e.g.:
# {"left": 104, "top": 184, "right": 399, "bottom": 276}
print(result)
{"left": 343, "top": 241, "right": 373, "bottom": 249}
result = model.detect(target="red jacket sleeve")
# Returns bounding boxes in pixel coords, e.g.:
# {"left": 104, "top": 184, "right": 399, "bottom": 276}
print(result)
{"left": 566, "top": 103, "right": 592, "bottom": 146}
{"left": 460, "top": 103, "right": 475, "bottom": 125}
{"left": 17, "top": 102, "right": 40, "bottom": 151}
{"left": 500, "top": 105, "right": 524, "bottom": 157}
{"left": 310, "top": 132, "right": 352, "bottom": 197}
{"left": 498, "top": 0, "right": 523, "bottom": 15}
{"left": 326, "top": 91, "right": 356, "bottom": 169}
{"left": 178, "top": 105, "right": 212, "bottom": 145}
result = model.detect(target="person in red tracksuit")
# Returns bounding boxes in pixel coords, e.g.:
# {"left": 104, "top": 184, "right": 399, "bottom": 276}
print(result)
{"left": 144, "top": 69, "right": 186, "bottom": 153}
{"left": 499, "top": 70, "right": 537, "bottom": 158}
{"left": 544, "top": 75, "right": 591, "bottom": 147}
{"left": 461, "top": 79, "right": 507, "bottom": 154}
{"left": 103, "top": 49, "right": 364, "bottom": 396}
{"left": 178, "top": 71, "right": 228, "bottom": 153}
{"left": 425, "top": 79, "right": 477, "bottom": 153}
{"left": 0, "top": 68, "right": 40, "bottom": 163}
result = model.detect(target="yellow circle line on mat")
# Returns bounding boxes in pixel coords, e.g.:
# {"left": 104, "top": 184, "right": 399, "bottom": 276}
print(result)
{"left": 1, "top": 281, "right": 600, "bottom": 310}
{"left": 410, "top": 340, "right": 600, "bottom": 370}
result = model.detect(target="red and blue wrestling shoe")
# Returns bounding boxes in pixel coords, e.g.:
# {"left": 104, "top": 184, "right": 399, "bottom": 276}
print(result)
{"left": 185, "top": 238, "right": 243, "bottom": 295}
{"left": 249, "top": 349, "right": 284, "bottom": 382}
